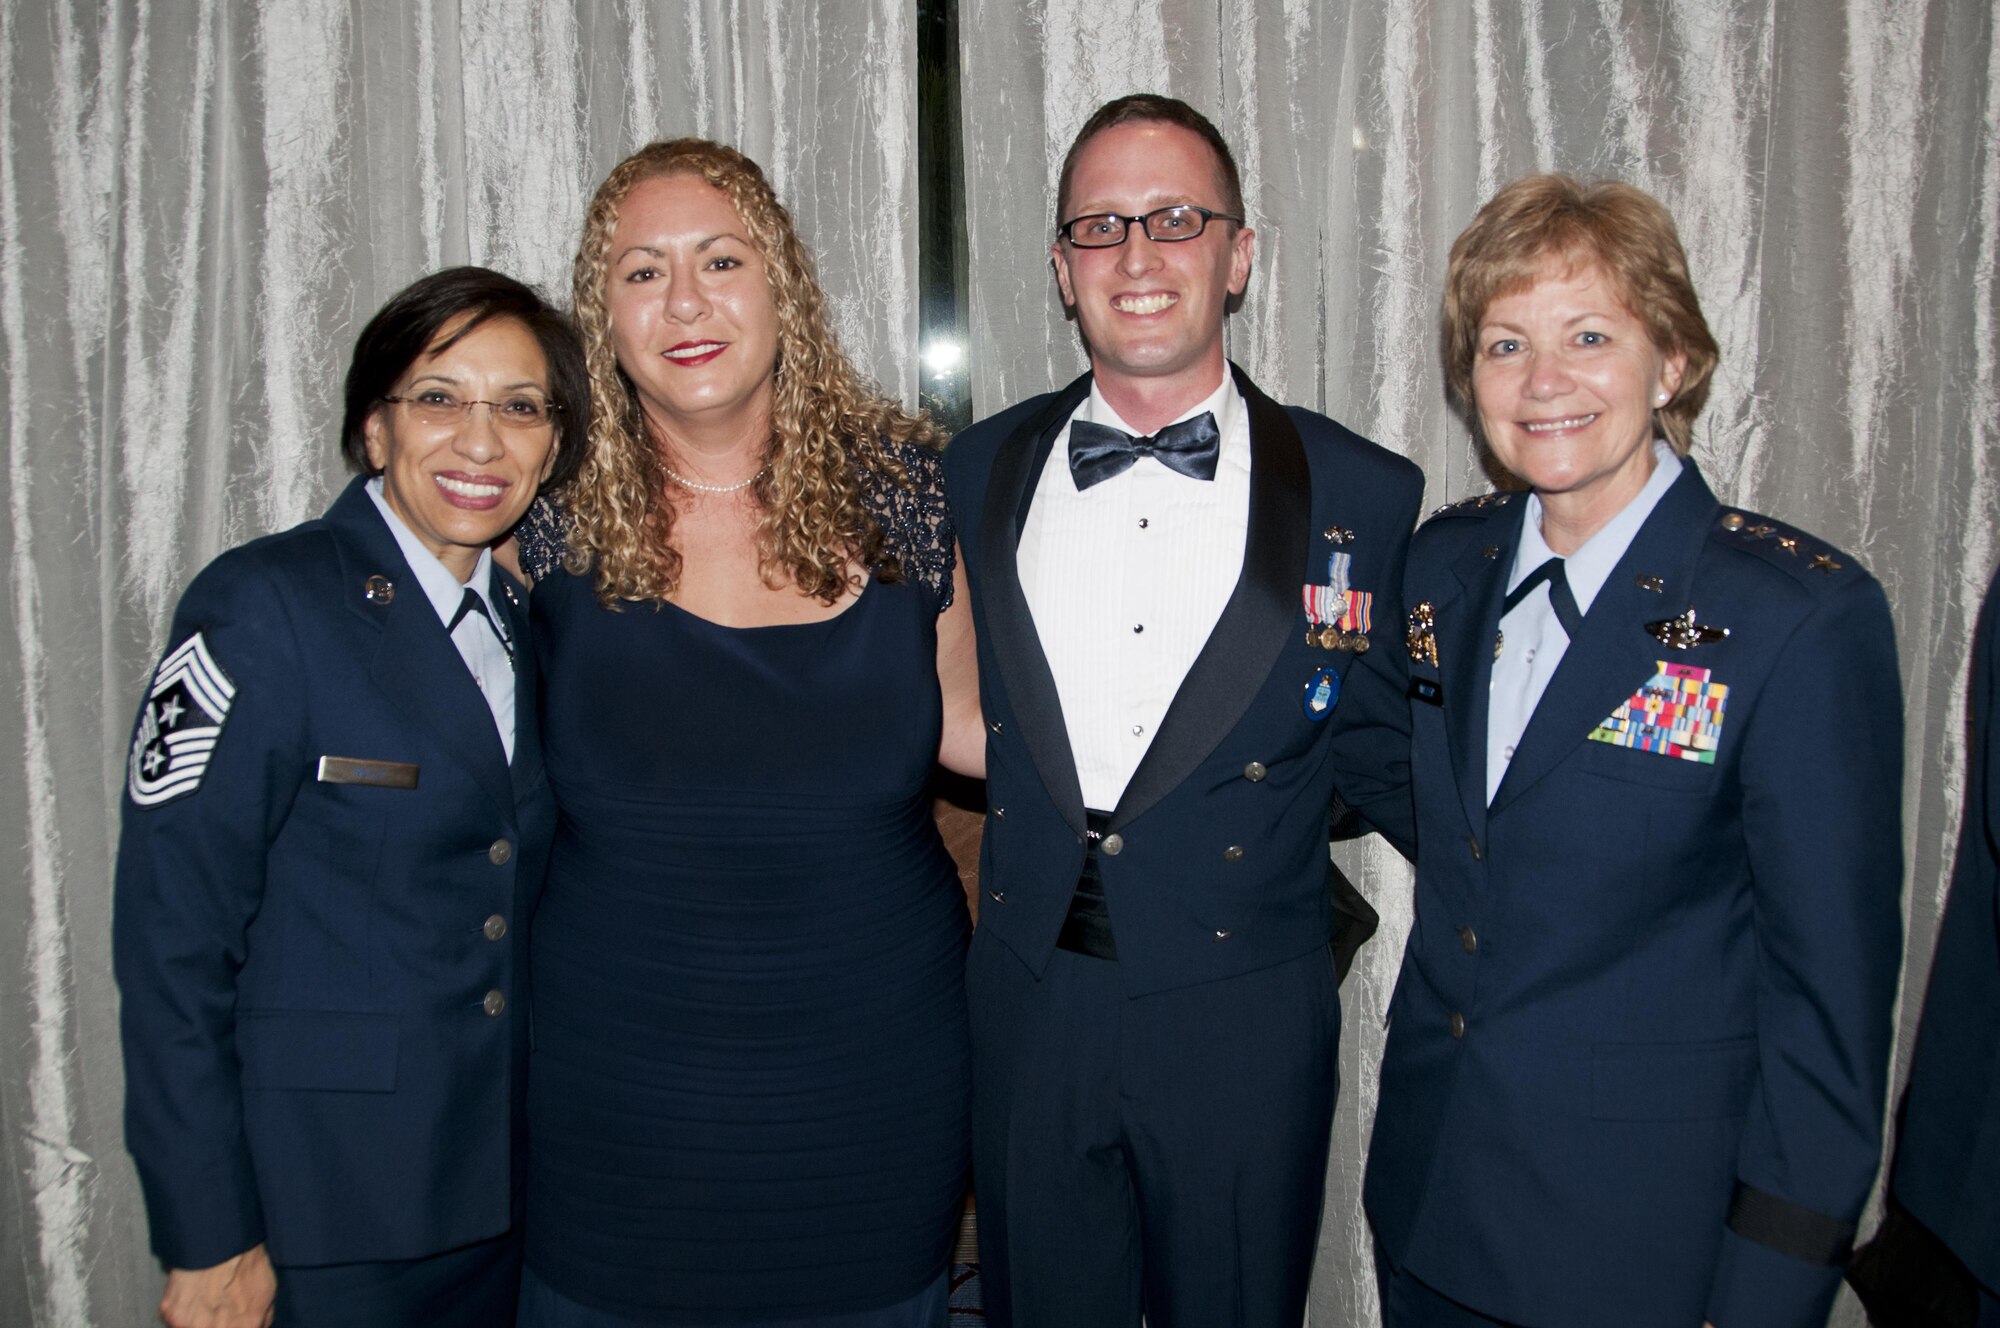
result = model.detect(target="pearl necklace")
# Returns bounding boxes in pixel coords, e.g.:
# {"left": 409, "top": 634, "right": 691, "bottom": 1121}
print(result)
{"left": 662, "top": 461, "right": 767, "bottom": 494}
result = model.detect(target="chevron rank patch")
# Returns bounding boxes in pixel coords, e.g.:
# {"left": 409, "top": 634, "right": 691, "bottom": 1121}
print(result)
{"left": 1589, "top": 661, "right": 1728, "bottom": 764}
{"left": 127, "top": 632, "right": 236, "bottom": 807}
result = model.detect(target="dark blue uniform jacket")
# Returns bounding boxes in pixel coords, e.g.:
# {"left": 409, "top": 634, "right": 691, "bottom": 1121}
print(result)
{"left": 114, "top": 476, "right": 554, "bottom": 1270}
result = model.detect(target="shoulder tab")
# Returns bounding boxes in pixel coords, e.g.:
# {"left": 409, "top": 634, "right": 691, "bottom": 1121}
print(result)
{"left": 1425, "top": 490, "right": 1522, "bottom": 522}
{"left": 1709, "top": 508, "right": 1864, "bottom": 588}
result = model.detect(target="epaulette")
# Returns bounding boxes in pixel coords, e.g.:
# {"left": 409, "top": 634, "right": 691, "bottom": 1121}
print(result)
{"left": 1709, "top": 508, "right": 1861, "bottom": 588}
{"left": 1426, "top": 490, "right": 1522, "bottom": 521}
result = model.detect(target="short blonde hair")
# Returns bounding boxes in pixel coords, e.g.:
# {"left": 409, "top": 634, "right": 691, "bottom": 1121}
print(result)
{"left": 1442, "top": 174, "right": 1720, "bottom": 455}
{"left": 565, "top": 138, "right": 941, "bottom": 605}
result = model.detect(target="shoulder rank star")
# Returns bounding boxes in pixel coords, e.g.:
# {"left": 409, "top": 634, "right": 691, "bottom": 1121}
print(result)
{"left": 1646, "top": 608, "right": 1730, "bottom": 650}
{"left": 1407, "top": 601, "right": 1439, "bottom": 668}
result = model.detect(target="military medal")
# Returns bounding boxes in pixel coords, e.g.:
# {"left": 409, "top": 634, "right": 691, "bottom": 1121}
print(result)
{"left": 1302, "top": 665, "right": 1341, "bottom": 720}
{"left": 1407, "top": 601, "right": 1439, "bottom": 669}
{"left": 1645, "top": 608, "right": 1730, "bottom": 650}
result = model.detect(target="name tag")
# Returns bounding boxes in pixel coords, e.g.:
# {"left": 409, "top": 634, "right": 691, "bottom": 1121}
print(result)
{"left": 316, "top": 756, "right": 420, "bottom": 789}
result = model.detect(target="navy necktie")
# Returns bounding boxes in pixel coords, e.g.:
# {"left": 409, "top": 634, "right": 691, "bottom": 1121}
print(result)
{"left": 448, "top": 587, "right": 514, "bottom": 664}
{"left": 1503, "top": 557, "right": 1584, "bottom": 638}
{"left": 1067, "top": 411, "right": 1221, "bottom": 491}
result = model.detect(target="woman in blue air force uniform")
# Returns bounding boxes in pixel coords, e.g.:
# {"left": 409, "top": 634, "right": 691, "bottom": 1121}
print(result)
{"left": 1363, "top": 176, "right": 1904, "bottom": 1328}
{"left": 114, "top": 268, "right": 587, "bottom": 1328}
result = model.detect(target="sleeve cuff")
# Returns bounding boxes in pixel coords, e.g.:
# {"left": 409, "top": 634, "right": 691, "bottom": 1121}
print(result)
{"left": 1706, "top": 1226, "right": 1847, "bottom": 1328}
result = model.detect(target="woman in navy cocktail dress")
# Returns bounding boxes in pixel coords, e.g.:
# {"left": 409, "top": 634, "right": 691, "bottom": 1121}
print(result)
{"left": 513, "top": 139, "right": 982, "bottom": 1328}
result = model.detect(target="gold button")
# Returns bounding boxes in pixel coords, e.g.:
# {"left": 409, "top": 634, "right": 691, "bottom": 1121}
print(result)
{"left": 483, "top": 914, "right": 508, "bottom": 941}
{"left": 1101, "top": 833, "right": 1125, "bottom": 856}
{"left": 1243, "top": 761, "right": 1268, "bottom": 782}
{"left": 488, "top": 839, "right": 512, "bottom": 866}
{"left": 483, "top": 990, "right": 506, "bottom": 1017}
{"left": 1450, "top": 1012, "right": 1466, "bottom": 1039}
{"left": 1721, "top": 512, "right": 1746, "bottom": 531}
{"left": 1223, "top": 845, "right": 1245, "bottom": 863}
{"left": 1458, "top": 926, "right": 1477, "bottom": 954}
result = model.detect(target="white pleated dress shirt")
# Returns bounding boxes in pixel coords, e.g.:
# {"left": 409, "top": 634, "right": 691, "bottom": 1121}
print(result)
{"left": 1017, "top": 374, "right": 1251, "bottom": 813}
{"left": 366, "top": 478, "right": 517, "bottom": 762}
{"left": 1485, "top": 440, "right": 1681, "bottom": 803}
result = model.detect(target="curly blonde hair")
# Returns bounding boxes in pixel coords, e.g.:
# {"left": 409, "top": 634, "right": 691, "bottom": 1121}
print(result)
{"left": 564, "top": 138, "right": 942, "bottom": 605}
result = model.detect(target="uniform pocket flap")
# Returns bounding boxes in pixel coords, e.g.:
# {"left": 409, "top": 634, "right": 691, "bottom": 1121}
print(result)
{"left": 237, "top": 1010, "right": 399, "bottom": 1093}
{"left": 1591, "top": 1036, "right": 1756, "bottom": 1121}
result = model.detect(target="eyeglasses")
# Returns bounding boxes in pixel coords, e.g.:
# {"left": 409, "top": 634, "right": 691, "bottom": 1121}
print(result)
{"left": 1056, "top": 204, "right": 1243, "bottom": 248}
{"left": 382, "top": 390, "right": 561, "bottom": 429}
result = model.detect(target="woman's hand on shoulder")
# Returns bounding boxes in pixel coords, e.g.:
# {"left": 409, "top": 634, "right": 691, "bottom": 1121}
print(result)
{"left": 935, "top": 543, "right": 984, "bottom": 779}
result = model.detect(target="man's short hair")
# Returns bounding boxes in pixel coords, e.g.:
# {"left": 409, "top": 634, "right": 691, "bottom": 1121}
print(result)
{"left": 1055, "top": 94, "right": 1244, "bottom": 226}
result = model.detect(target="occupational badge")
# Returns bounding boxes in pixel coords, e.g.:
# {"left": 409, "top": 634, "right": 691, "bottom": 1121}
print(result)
{"left": 127, "top": 631, "right": 236, "bottom": 806}
{"left": 1645, "top": 608, "right": 1730, "bottom": 650}
{"left": 1406, "top": 601, "right": 1439, "bottom": 669}
{"left": 1589, "top": 661, "right": 1729, "bottom": 764}
{"left": 1302, "top": 665, "right": 1341, "bottom": 721}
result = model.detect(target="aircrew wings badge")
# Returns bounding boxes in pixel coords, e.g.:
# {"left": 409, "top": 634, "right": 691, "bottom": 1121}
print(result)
{"left": 127, "top": 632, "right": 236, "bottom": 807}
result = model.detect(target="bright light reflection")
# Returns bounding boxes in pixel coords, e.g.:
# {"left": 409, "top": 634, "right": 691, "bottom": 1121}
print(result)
{"left": 922, "top": 339, "right": 964, "bottom": 376}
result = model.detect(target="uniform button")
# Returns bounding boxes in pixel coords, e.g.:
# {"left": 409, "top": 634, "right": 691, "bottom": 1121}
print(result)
{"left": 488, "top": 838, "right": 513, "bottom": 865}
{"left": 991, "top": 806, "right": 1006, "bottom": 820}
{"left": 1133, "top": 623, "right": 1145, "bottom": 634}
{"left": 1450, "top": 1012, "right": 1466, "bottom": 1039}
{"left": 988, "top": 890, "right": 1006, "bottom": 904}
{"left": 1131, "top": 724, "right": 1144, "bottom": 736}
{"left": 483, "top": 989, "right": 506, "bottom": 1017}
{"left": 1138, "top": 518, "right": 1150, "bottom": 529}
{"left": 1213, "top": 929, "right": 1232, "bottom": 940}
{"left": 1100, "top": 833, "right": 1125, "bottom": 856}
{"left": 1502, "top": 744, "right": 1515, "bottom": 760}
{"left": 1467, "top": 834, "right": 1483, "bottom": 862}
{"left": 1458, "top": 926, "right": 1477, "bottom": 954}
{"left": 988, "top": 719, "right": 1004, "bottom": 735}
{"left": 1243, "top": 761, "right": 1267, "bottom": 782}
{"left": 1222, "top": 845, "right": 1245, "bottom": 863}
{"left": 483, "top": 914, "right": 508, "bottom": 941}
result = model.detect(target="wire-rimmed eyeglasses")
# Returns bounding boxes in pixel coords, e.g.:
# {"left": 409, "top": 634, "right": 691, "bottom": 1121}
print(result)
{"left": 1056, "top": 204, "right": 1244, "bottom": 248}
{"left": 382, "top": 391, "right": 562, "bottom": 430}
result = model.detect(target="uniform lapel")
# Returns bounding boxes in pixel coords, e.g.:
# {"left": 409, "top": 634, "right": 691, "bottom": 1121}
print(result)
{"left": 1110, "top": 366, "right": 1309, "bottom": 830}
{"left": 1489, "top": 464, "right": 1720, "bottom": 814}
{"left": 327, "top": 479, "right": 516, "bottom": 815}
{"left": 1437, "top": 507, "right": 1522, "bottom": 843}
{"left": 492, "top": 566, "right": 542, "bottom": 804}
{"left": 979, "top": 373, "right": 1093, "bottom": 836}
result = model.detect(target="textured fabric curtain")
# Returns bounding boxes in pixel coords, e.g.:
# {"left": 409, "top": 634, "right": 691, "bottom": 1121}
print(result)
{"left": 3, "top": 2, "right": 1996, "bottom": 1326}
{"left": 954, "top": 3, "right": 1997, "bottom": 1325}
{"left": 0, "top": 3, "right": 917, "bottom": 1323}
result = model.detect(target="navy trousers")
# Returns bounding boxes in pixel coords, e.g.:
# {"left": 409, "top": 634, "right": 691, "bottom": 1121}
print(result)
{"left": 968, "top": 929, "right": 1340, "bottom": 1328}
{"left": 273, "top": 1224, "right": 522, "bottom": 1327}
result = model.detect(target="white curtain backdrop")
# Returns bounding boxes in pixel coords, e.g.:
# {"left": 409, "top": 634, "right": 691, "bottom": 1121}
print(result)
{"left": 958, "top": 3, "right": 1998, "bottom": 1325}
{"left": 1, "top": 2, "right": 1994, "bottom": 1325}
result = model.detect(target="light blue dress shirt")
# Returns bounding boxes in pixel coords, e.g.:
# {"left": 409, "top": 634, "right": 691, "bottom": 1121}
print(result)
{"left": 365, "top": 478, "right": 516, "bottom": 762}
{"left": 1485, "top": 440, "right": 1682, "bottom": 803}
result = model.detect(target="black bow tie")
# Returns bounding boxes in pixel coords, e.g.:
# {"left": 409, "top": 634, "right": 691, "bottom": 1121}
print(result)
{"left": 1067, "top": 411, "right": 1222, "bottom": 491}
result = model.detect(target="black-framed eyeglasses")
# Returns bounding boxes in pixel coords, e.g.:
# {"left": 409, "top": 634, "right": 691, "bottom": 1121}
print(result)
{"left": 1056, "top": 204, "right": 1243, "bottom": 248}
{"left": 382, "top": 390, "right": 561, "bottom": 430}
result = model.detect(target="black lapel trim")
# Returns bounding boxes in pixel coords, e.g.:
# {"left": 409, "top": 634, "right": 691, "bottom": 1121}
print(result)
{"left": 326, "top": 479, "right": 516, "bottom": 816}
{"left": 1111, "top": 366, "right": 1309, "bottom": 829}
{"left": 1438, "top": 508, "right": 1523, "bottom": 841}
{"left": 1490, "top": 464, "right": 1721, "bottom": 813}
{"left": 979, "top": 373, "right": 1094, "bottom": 833}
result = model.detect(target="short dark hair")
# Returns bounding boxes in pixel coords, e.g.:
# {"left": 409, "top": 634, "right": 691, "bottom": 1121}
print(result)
{"left": 339, "top": 266, "right": 589, "bottom": 492}
{"left": 1055, "top": 94, "right": 1244, "bottom": 226}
